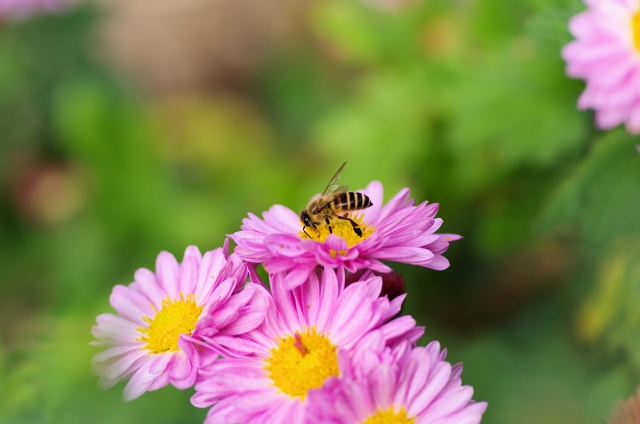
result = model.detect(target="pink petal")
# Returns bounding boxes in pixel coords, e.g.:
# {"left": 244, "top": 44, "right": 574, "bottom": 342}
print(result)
{"left": 179, "top": 246, "right": 202, "bottom": 294}
{"left": 133, "top": 268, "right": 164, "bottom": 310}
{"left": 110, "top": 285, "right": 153, "bottom": 326}
{"left": 123, "top": 366, "right": 154, "bottom": 401}
{"left": 156, "top": 251, "right": 180, "bottom": 299}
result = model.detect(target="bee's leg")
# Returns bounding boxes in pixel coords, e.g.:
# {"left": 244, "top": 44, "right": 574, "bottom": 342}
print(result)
{"left": 338, "top": 214, "right": 362, "bottom": 237}
{"left": 324, "top": 217, "right": 333, "bottom": 234}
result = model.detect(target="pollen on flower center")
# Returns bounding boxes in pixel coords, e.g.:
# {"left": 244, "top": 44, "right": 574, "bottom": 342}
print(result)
{"left": 363, "top": 407, "right": 416, "bottom": 424}
{"left": 137, "top": 293, "right": 203, "bottom": 354}
{"left": 264, "top": 328, "right": 339, "bottom": 399}
{"left": 299, "top": 212, "right": 375, "bottom": 249}
{"left": 632, "top": 10, "right": 640, "bottom": 50}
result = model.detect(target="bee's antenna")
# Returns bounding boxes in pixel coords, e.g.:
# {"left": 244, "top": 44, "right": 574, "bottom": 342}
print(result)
{"left": 303, "top": 227, "right": 311, "bottom": 238}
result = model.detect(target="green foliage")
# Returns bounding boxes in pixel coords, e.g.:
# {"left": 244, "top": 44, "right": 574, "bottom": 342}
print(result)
{"left": 314, "top": 69, "right": 431, "bottom": 192}
{"left": 575, "top": 241, "right": 640, "bottom": 373}
{"left": 449, "top": 51, "right": 587, "bottom": 181}
{"left": 539, "top": 130, "right": 640, "bottom": 245}
{"left": 455, "top": 328, "right": 632, "bottom": 424}
{"left": 0, "top": 8, "right": 98, "bottom": 167}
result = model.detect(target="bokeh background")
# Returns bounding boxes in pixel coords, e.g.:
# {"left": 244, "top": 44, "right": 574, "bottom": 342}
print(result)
{"left": 1, "top": 0, "right": 640, "bottom": 422}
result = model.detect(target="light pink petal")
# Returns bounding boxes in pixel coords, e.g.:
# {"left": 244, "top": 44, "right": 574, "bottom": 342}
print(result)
{"left": 263, "top": 204, "right": 303, "bottom": 234}
{"left": 425, "top": 402, "right": 488, "bottom": 424}
{"left": 314, "top": 267, "right": 340, "bottom": 333}
{"left": 265, "top": 234, "right": 307, "bottom": 257}
{"left": 421, "top": 255, "right": 451, "bottom": 270}
{"left": 169, "top": 351, "right": 196, "bottom": 389}
{"left": 417, "top": 386, "right": 475, "bottom": 422}
{"left": 156, "top": 251, "right": 180, "bottom": 299}
{"left": 140, "top": 353, "right": 172, "bottom": 384}
{"left": 94, "top": 314, "right": 140, "bottom": 343}
{"left": 179, "top": 245, "right": 202, "bottom": 294}
{"left": 194, "top": 248, "right": 227, "bottom": 301}
{"left": 207, "top": 277, "right": 236, "bottom": 310}
{"left": 109, "top": 285, "right": 153, "bottom": 326}
{"left": 326, "top": 280, "right": 379, "bottom": 347}
{"left": 370, "top": 365, "right": 396, "bottom": 409}
{"left": 221, "top": 310, "right": 266, "bottom": 335}
{"left": 123, "top": 365, "right": 154, "bottom": 401}
{"left": 133, "top": 268, "right": 164, "bottom": 310}
{"left": 92, "top": 344, "right": 141, "bottom": 363}
{"left": 282, "top": 264, "right": 317, "bottom": 290}
{"left": 298, "top": 270, "right": 321, "bottom": 325}
{"left": 271, "top": 273, "right": 301, "bottom": 333}
{"left": 147, "top": 371, "right": 170, "bottom": 391}
{"left": 361, "top": 180, "right": 384, "bottom": 223}
{"left": 373, "top": 188, "right": 411, "bottom": 227}
{"left": 103, "top": 350, "right": 150, "bottom": 382}
{"left": 372, "top": 247, "right": 435, "bottom": 263}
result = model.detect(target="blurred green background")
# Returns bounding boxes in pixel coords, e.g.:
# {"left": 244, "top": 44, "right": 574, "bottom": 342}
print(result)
{"left": 1, "top": 0, "right": 640, "bottom": 422}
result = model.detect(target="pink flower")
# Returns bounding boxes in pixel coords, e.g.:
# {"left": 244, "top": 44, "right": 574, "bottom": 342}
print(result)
{"left": 0, "top": 0, "right": 67, "bottom": 19}
{"left": 191, "top": 267, "right": 424, "bottom": 424}
{"left": 231, "top": 181, "right": 460, "bottom": 289}
{"left": 307, "top": 335, "right": 488, "bottom": 424}
{"left": 562, "top": 0, "right": 640, "bottom": 133}
{"left": 90, "top": 243, "right": 267, "bottom": 401}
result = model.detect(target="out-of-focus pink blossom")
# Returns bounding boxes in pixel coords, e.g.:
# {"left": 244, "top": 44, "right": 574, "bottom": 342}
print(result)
{"left": 562, "top": 0, "right": 640, "bottom": 133}
{"left": 0, "top": 0, "right": 68, "bottom": 20}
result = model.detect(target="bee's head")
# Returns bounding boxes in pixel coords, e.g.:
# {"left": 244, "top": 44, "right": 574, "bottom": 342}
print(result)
{"left": 300, "top": 210, "right": 314, "bottom": 229}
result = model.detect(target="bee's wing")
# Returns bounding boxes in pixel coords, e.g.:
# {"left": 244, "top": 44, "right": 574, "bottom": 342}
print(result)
{"left": 321, "top": 161, "right": 347, "bottom": 196}
{"left": 314, "top": 184, "right": 350, "bottom": 211}
{"left": 332, "top": 184, "right": 350, "bottom": 194}
{"left": 312, "top": 162, "right": 348, "bottom": 213}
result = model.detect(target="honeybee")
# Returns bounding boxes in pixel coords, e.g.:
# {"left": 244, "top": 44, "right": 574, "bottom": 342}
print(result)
{"left": 300, "top": 161, "right": 373, "bottom": 238}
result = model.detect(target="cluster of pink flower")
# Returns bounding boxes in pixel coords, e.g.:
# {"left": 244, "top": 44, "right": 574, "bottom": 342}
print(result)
{"left": 91, "top": 181, "right": 487, "bottom": 423}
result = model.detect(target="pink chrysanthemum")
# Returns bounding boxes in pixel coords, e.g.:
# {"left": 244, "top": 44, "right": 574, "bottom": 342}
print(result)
{"left": 90, "top": 243, "right": 267, "bottom": 401}
{"left": 0, "top": 0, "right": 67, "bottom": 19}
{"left": 307, "top": 334, "right": 488, "bottom": 424}
{"left": 191, "top": 267, "right": 424, "bottom": 424}
{"left": 562, "top": 0, "right": 640, "bottom": 133}
{"left": 231, "top": 181, "right": 459, "bottom": 289}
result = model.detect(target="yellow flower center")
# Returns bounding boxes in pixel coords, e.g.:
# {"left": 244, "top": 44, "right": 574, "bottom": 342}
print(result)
{"left": 137, "top": 293, "right": 203, "bottom": 353}
{"left": 264, "top": 328, "right": 339, "bottom": 399}
{"left": 363, "top": 407, "right": 416, "bottom": 424}
{"left": 632, "top": 10, "right": 640, "bottom": 50}
{"left": 299, "top": 213, "right": 375, "bottom": 249}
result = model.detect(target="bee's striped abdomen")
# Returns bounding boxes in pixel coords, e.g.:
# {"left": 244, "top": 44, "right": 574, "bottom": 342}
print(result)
{"left": 357, "top": 192, "right": 372, "bottom": 209}
{"left": 332, "top": 192, "right": 372, "bottom": 211}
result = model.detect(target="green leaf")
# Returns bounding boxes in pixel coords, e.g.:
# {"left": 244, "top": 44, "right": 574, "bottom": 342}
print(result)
{"left": 448, "top": 50, "right": 588, "bottom": 189}
{"left": 313, "top": 70, "right": 431, "bottom": 192}
{"left": 574, "top": 241, "right": 640, "bottom": 374}
{"left": 538, "top": 130, "right": 640, "bottom": 244}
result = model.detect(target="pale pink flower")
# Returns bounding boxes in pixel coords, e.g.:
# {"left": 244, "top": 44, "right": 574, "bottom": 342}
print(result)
{"left": 90, "top": 243, "right": 267, "bottom": 401}
{"left": 307, "top": 336, "right": 488, "bottom": 424}
{"left": 231, "top": 181, "right": 459, "bottom": 290}
{"left": 562, "top": 0, "right": 640, "bottom": 133}
{"left": 191, "top": 267, "right": 423, "bottom": 424}
{"left": 0, "top": 0, "right": 67, "bottom": 19}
